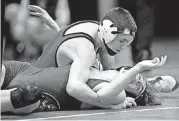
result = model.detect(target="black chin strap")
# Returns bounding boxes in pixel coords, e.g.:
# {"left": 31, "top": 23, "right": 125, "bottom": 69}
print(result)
{"left": 103, "top": 39, "right": 117, "bottom": 56}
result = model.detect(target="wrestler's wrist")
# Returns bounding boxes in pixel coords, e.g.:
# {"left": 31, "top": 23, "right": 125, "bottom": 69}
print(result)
{"left": 134, "top": 63, "right": 144, "bottom": 73}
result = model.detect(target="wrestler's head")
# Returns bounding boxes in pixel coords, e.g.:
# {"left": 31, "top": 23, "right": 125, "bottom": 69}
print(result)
{"left": 116, "top": 66, "right": 162, "bottom": 106}
{"left": 98, "top": 7, "right": 137, "bottom": 56}
{"left": 116, "top": 66, "right": 146, "bottom": 98}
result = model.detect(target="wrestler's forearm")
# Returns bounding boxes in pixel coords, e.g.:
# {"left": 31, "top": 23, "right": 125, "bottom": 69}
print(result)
{"left": 43, "top": 11, "right": 60, "bottom": 32}
{"left": 81, "top": 91, "right": 126, "bottom": 109}
{"left": 96, "top": 64, "right": 142, "bottom": 105}
{"left": 46, "top": 18, "right": 61, "bottom": 32}
{"left": 67, "top": 82, "right": 107, "bottom": 107}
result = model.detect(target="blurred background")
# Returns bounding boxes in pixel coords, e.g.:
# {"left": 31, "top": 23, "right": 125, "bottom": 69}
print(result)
{"left": 1, "top": 0, "right": 179, "bottom": 67}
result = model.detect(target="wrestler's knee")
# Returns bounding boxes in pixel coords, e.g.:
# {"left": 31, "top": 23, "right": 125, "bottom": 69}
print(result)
{"left": 10, "top": 81, "right": 42, "bottom": 113}
{"left": 12, "top": 101, "right": 40, "bottom": 114}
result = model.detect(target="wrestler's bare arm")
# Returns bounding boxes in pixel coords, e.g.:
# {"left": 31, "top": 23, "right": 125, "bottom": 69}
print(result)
{"left": 99, "top": 49, "right": 115, "bottom": 70}
{"left": 66, "top": 38, "right": 108, "bottom": 107}
{"left": 28, "top": 5, "right": 61, "bottom": 32}
{"left": 88, "top": 56, "right": 167, "bottom": 105}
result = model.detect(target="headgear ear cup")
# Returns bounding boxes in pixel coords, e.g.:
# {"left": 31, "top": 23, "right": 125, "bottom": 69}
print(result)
{"left": 98, "top": 20, "right": 118, "bottom": 44}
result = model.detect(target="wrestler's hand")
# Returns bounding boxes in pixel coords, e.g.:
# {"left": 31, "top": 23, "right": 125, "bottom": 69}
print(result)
{"left": 28, "top": 5, "right": 60, "bottom": 32}
{"left": 109, "top": 97, "right": 137, "bottom": 109}
{"left": 137, "top": 55, "right": 167, "bottom": 71}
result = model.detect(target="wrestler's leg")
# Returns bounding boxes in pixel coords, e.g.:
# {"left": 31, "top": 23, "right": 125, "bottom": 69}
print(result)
{"left": 1, "top": 89, "right": 40, "bottom": 114}
{"left": 1, "top": 82, "right": 42, "bottom": 114}
{"left": 1, "top": 89, "right": 16, "bottom": 112}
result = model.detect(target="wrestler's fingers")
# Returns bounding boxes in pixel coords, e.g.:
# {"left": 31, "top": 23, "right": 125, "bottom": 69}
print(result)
{"left": 152, "top": 57, "right": 160, "bottom": 64}
{"left": 131, "top": 100, "right": 137, "bottom": 107}
{"left": 157, "top": 56, "right": 164, "bottom": 67}
{"left": 126, "top": 102, "right": 133, "bottom": 108}
{"left": 162, "top": 55, "right": 167, "bottom": 66}
{"left": 158, "top": 55, "right": 167, "bottom": 67}
{"left": 160, "top": 56, "right": 166, "bottom": 66}
{"left": 29, "top": 12, "right": 43, "bottom": 17}
{"left": 28, "top": 5, "right": 43, "bottom": 13}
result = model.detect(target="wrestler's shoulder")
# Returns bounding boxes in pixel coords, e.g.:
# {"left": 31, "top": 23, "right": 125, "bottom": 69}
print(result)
{"left": 64, "top": 20, "right": 99, "bottom": 34}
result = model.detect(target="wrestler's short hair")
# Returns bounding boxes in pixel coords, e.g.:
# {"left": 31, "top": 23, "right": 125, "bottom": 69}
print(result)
{"left": 126, "top": 82, "right": 162, "bottom": 106}
{"left": 101, "top": 7, "right": 137, "bottom": 32}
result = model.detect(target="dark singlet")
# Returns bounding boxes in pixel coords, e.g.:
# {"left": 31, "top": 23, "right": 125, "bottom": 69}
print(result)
{"left": 35, "top": 20, "right": 99, "bottom": 68}
{"left": 2, "top": 21, "right": 103, "bottom": 110}
{"left": 1, "top": 60, "right": 30, "bottom": 89}
{"left": 2, "top": 61, "right": 109, "bottom": 110}
{"left": 3, "top": 60, "right": 81, "bottom": 110}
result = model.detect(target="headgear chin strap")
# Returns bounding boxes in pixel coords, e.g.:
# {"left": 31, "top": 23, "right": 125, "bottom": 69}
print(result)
{"left": 103, "top": 39, "right": 117, "bottom": 56}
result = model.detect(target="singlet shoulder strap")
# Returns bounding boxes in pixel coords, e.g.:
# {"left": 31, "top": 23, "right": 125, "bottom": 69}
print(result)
{"left": 62, "top": 20, "right": 99, "bottom": 47}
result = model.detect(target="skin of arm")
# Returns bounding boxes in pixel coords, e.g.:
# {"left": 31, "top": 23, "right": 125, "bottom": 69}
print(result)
{"left": 85, "top": 56, "right": 166, "bottom": 107}
{"left": 27, "top": 7, "right": 128, "bottom": 108}
{"left": 66, "top": 38, "right": 110, "bottom": 108}
{"left": 45, "top": 17, "right": 61, "bottom": 32}
{"left": 94, "top": 64, "right": 143, "bottom": 105}
{"left": 67, "top": 43, "right": 141, "bottom": 106}
{"left": 90, "top": 55, "right": 166, "bottom": 105}
{"left": 65, "top": 37, "right": 142, "bottom": 106}
{"left": 99, "top": 49, "right": 115, "bottom": 70}
{"left": 92, "top": 82, "right": 126, "bottom": 105}
{"left": 28, "top": 5, "right": 61, "bottom": 32}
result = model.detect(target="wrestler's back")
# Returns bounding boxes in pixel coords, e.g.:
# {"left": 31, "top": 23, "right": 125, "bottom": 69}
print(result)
{"left": 35, "top": 20, "right": 99, "bottom": 68}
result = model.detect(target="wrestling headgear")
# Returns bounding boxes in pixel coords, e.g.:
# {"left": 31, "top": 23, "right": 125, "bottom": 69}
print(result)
{"left": 98, "top": 7, "right": 137, "bottom": 56}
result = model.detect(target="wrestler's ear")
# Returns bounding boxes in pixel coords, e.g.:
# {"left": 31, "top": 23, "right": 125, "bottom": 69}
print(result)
{"left": 98, "top": 20, "right": 118, "bottom": 44}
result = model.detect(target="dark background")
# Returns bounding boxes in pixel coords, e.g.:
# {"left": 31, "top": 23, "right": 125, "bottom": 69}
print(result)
{"left": 68, "top": 0, "right": 179, "bottom": 37}
{"left": 1, "top": 0, "right": 179, "bottom": 63}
